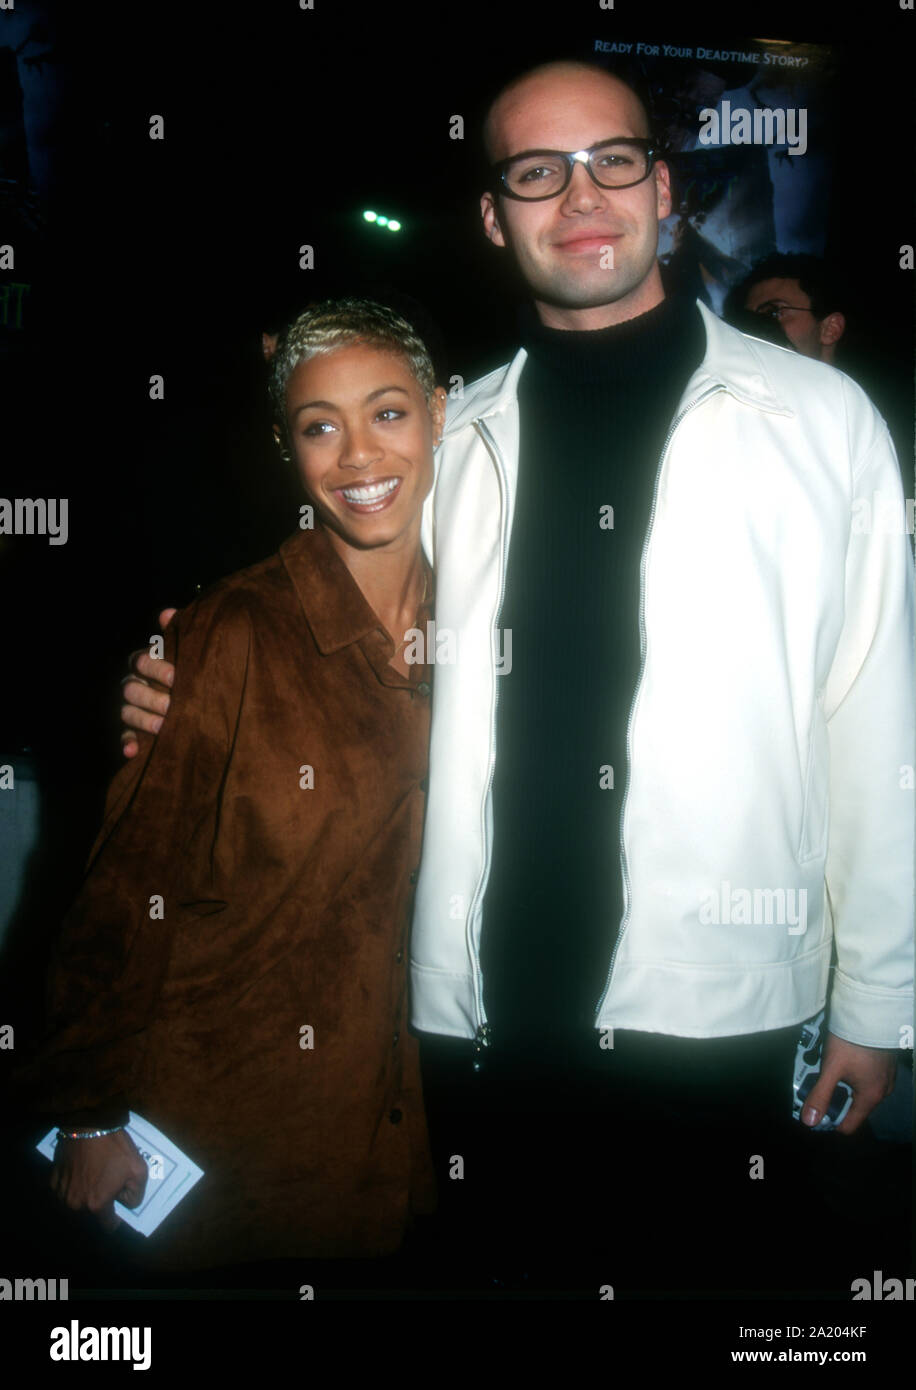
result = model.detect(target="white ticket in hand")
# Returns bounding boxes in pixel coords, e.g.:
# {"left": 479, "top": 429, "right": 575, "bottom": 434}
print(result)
{"left": 37, "top": 1112, "right": 204, "bottom": 1237}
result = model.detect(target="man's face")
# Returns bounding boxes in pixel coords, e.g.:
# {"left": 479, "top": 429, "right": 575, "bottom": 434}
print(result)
{"left": 743, "top": 277, "right": 825, "bottom": 359}
{"left": 480, "top": 68, "right": 672, "bottom": 329}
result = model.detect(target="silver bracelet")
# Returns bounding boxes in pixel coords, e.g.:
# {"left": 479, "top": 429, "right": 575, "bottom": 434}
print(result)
{"left": 56, "top": 1125, "right": 124, "bottom": 1141}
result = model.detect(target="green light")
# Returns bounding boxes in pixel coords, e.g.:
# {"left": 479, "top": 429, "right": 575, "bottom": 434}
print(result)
{"left": 362, "top": 209, "right": 403, "bottom": 232}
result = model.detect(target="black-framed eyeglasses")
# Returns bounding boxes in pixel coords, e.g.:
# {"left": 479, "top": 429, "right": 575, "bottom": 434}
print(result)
{"left": 491, "top": 137, "right": 657, "bottom": 201}
{"left": 752, "top": 301, "right": 817, "bottom": 322}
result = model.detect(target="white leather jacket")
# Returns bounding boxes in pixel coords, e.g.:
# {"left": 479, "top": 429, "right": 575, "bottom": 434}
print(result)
{"left": 411, "top": 300, "right": 914, "bottom": 1050}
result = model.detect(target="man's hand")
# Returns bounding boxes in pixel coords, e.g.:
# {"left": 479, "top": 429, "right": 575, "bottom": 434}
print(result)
{"left": 802, "top": 1032, "right": 898, "bottom": 1135}
{"left": 50, "top": 1129, "right": 149, "bottom": 1232}
{"left": 120, "top": 608, "right": 177, "bottom": 758}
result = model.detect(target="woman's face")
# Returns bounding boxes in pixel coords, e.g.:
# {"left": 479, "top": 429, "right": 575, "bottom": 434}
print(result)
{"left": 283, "top": 342, "right": 445, "bottom": 556}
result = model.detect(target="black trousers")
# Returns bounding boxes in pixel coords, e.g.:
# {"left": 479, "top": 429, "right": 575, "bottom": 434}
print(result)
{"left": 420, "top": 1028, "right": 912, "bottom": 1295}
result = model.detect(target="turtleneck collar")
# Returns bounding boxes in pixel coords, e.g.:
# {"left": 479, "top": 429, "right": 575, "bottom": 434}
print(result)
{"left": 517, "top": 291, "right": 704, "bottom": 385}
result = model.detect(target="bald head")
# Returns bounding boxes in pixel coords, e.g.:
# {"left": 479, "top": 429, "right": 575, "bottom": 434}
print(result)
{"left": 478, "top": 59, "right": 670, "bottom": 330}
{"left": 483, "top": 61, "right": 652, "bottom": 164}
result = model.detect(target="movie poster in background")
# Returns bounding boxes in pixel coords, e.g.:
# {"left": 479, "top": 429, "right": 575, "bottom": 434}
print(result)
{"left": 592, "top": 38, "right": 836, "bottom": 312}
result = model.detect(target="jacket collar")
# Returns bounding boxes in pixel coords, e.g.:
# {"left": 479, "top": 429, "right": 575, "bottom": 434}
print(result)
{"left": 444, "top": 350, "right": 529, "bottom": 434}
{"left": 279, "top": 525, "right": 434, "bottom": 689}
{"left": 690, "top": 299, "right": 794, "bottom": 417}
{"left": 446, "top": 297, "right": 796, "bottom": 432}
{"left": 279, "top": 525, "right": 382, "bottom": 655}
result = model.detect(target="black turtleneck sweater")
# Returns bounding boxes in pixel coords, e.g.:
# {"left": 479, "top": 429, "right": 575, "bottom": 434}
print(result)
{"left": 480, "top": 292, "right": 707, "bottom": 1051}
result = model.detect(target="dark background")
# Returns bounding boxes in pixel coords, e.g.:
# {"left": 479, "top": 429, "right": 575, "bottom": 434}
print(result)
{"left": 0, "top": 0, "right": 913, "bottom": 1316}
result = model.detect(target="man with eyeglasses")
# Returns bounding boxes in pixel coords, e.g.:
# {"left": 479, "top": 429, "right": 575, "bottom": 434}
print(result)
{"left": 414, "top": 59, "right": 910, "bottom": 1290}
{"left": 726, "top": 253, "right": 846, "bottom": 364}
{"left": 725, "top": 253, "right": 913, "bottom": 471}
{"left": 119, "top": 59, "right": 913, "bottom": 1291}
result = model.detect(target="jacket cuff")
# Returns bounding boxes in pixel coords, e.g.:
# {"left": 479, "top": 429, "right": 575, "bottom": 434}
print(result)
{"left": 827, "top": 968, "right": 914, "bottom": 1049}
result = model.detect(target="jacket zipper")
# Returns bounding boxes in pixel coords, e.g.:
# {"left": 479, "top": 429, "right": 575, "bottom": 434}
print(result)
{"left": 594, "top": 383, "right": 724, "bottom": 1025}
{"left": 465, "top": 416, "right": 511, "bottom": 1048}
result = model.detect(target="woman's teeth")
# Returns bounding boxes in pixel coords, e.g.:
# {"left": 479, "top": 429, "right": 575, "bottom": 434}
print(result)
{"left": 340, "top": 479, "right": 400, "bottom": 504}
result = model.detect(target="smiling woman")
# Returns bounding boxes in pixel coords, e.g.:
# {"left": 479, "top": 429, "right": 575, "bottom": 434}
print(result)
{"left": 18, "top": 299, "right": 447, "bottom": 1277}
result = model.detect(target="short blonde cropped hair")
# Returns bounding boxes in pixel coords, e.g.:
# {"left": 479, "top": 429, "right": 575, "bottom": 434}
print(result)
{"left": 270, "top": 298, "right": 438, "bottom": 454}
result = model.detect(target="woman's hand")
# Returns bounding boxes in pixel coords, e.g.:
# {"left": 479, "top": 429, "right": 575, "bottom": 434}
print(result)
{"left": 50, "top": 1130, "right": 149, "bottom": 1232}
